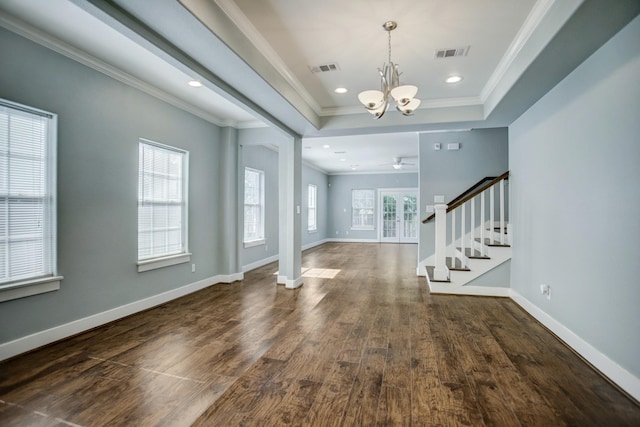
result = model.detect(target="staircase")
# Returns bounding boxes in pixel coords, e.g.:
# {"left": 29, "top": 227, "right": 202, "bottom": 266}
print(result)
{"left": 420, "top": 172, "right": 512, "bottom": 296}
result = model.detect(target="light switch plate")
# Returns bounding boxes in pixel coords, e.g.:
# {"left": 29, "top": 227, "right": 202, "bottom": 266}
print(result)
{"left": 434, "top": 195, "right": 444, "bottom": 203}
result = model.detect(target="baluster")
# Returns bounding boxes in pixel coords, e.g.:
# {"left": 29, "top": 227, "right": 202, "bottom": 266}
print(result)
{"left": 470, "top": 196, "right": 476, "bottom": 257}
{"left": 451, "top": 210, "right": 456, "bottom": 269}
{"left": 490, "top": 186, "right": 495, "bottom": 245}
{"left": 460, "top": 203, "right": 466, "bottom": 268}
{"left": 434, "top": 204, "right": 449, "bottom": 281}
{"left": 500, "top": 179, "right": 505, "bottom": 245}
{"left": 480, "top": 189, "right": 486, "bottom": 256}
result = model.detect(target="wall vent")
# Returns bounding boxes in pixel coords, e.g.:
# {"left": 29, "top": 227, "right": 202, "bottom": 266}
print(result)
{"left": 310, "top": 63, "right": 340, "bottom": 73}
{"left": 434, "top": 46, "right": 470, "bottom": 59}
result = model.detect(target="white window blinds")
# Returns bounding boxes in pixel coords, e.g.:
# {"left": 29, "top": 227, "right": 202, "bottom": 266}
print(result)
{"left": 0, "top": 100, "right": 56, "bottom": 285}
{"left": 244, "top": 167, "right": 264, "bottom": 242}
{"left": 308, "top": 184, "right": 317, "bottom": 231}
{"left": 138, "top": 140, "right": 188, "bottom": 261}
{"left": 352, "top": 189, "right": 375, "bottom": 229}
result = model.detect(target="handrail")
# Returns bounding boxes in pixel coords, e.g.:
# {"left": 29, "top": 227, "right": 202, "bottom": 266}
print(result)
{"left": 422, "top": 171, "right": 509, "bottom": 223}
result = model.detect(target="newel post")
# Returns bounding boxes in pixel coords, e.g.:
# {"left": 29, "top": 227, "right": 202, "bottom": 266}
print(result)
{"left": 434, "top": 204, "right": 449, "bottom": 281}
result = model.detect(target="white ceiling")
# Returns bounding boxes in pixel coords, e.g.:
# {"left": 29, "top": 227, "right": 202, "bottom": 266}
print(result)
{"left": 1, "top": 0, "right": 635, "bottom": 174}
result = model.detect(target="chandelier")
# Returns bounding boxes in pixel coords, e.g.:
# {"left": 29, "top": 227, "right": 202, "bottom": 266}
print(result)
{"left": 357, "top": 21, "right": 421, "bottom": 119}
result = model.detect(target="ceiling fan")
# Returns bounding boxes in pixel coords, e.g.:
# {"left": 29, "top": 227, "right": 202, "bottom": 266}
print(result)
{"left": 391, "top": 156, "right": 415, "bottom": 170}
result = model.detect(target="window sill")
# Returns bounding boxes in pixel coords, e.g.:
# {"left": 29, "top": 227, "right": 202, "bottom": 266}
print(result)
{"left": 244, "top": 239, "right": 265, "bottom": 248}
{"left": 308, "top": 229, "right": 317, "bottom": 234}
{"left": 137, "top": 253, "right": 192, "bottom": 272}
{"left": 0, "top": 276, "right": 63, "bottom": 302}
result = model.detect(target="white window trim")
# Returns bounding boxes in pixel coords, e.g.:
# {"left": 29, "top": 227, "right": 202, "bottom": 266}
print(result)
{"left": 137, "top": 139, "right": 189, "bottom": 269}
{"left": 243, "top": 167, "right": 265, "bottom": 243}
{"left": 0, "top": 99, "right": 61, "bottom": 302}
{"left": 243, "top": 239, "right": 265, "bottom": 248}
{"left": 308, "top": 184, "right": 317, "bottom": 232}
{"left": 137, "top": 252, "right": 192, "bottom": 273}
{"left": 0, "top": 276, "right": 63, "bottom": 303}
{"left": 351, "top": 188, "right": 375, "bottom": 230}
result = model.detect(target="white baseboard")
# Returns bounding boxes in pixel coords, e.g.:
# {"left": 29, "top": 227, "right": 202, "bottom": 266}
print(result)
{"left": 0, "top": 273, "right": 242, "bottom": 361}
{"left": 328, "top": 238, "right": 379, "bottom": 243}
{"left": 277, "top": 275, "right": 303, "bottom": 289}
{"left": 510, "top": 290, "right": 640, "bottom": 402}
{"left": 241, "top": 239, "right": 330, "bottom": 273}
{"left": 302, "top": 238, "right": 330, "bottom": 251}
{"left": 242, "top": 254, "right": 279, "bottom": 273}
{"left": 427, "top": 279, "right": 511, "bottom": 297}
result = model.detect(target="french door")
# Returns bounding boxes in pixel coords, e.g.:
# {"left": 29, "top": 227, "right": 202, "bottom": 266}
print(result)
{"left": 380, "top": 190, "right": 419, "bottom": 243}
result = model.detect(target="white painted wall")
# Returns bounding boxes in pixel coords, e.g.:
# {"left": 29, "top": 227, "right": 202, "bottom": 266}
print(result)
{"left": 509, "top": 15, "right": 640, "bottom": 384}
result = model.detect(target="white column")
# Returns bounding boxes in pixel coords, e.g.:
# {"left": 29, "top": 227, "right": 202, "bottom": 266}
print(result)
{"left": 434, "top": 204, "right": 449, "bottom": 281}
{"left": 277, "top": 135, "right": 303, "bottom": 289}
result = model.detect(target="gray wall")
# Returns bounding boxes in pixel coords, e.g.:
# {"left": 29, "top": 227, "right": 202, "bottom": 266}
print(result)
{"left": 240, "top": 145, "right": 279, "bottom": 267}
{"left": 418, "top": 128, "right": 509, "bottom": 261}
{"left": 302, "top": 165, "right": 329, "bottom": 248}
{"left": 328, "top": 173, "right": 419, "bottom": 240}
{"left": 240, "top": 144, "right": 329, "bottom": 270}
{"left": 509, "top": 16, "right": 640, "bottom": 379}
{"left": 0, "top": 28, "right": 230, "bottom": 343}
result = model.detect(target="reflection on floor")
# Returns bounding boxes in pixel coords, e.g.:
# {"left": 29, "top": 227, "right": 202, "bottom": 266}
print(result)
{"left": 273, "top": 267, "right": 341, "bottom": 279}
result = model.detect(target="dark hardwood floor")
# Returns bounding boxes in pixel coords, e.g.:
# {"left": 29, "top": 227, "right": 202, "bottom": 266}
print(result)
{"left": 1, "top": 243, "right": 638, "bottom": 426}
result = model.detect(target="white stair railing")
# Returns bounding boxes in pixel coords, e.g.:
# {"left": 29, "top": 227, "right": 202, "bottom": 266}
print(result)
{"left": 431, "top": 172, "right": 510, "bottom": 281}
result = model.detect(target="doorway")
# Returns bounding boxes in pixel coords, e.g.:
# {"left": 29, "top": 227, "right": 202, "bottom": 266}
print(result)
{"left": 379, "top": 190, "right": 419, "bottom": 243}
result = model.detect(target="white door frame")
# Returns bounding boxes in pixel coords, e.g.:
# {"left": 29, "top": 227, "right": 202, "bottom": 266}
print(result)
{"left": 378, "top": 188, "right": 419, "bottom": 243}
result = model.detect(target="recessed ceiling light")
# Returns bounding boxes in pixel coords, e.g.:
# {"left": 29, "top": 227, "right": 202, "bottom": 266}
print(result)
{"left": 351, "top": 165, "right": 358, "bottom": 170}
{"left": 322, "top": 144, "right": 330, "bottom": 149}
{"left": 340, "top": 158, "right": 346, "bottom": 162}
{"left": 334, "top": 87, "right": 348, "bottom": 94}
{"left": 445, "top": 75, "right": 463, "bottom": 84}
{"left": 188, "top": 80, "right": 203, "bottom": 87}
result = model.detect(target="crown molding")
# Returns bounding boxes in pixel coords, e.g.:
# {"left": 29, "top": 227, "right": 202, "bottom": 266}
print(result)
{"left": 480, "top": 0, "right": 556, "bottom": 105}
{"left": 323, "top": 96, "right": 483, "bottom": 117}
{"left": 214, "top": 0, "right": 322, "bottom": 116}
{"left": 0, "top": 11, "right": 253, "bottom": 129}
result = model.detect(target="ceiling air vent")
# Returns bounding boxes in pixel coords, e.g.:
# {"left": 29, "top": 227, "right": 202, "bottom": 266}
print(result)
{"left": 434, "top": 46, "right": 469, "bottom": 59}
{"left": 310, "top": 63, "right": 340, "bottom": 73}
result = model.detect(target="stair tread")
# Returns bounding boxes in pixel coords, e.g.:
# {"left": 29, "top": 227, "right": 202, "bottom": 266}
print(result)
{"left": 446, "top": 256, "right": 470, "bottom": 271}
{"left": 457, "top": 247, "right": 490, "bottom": 259}
{"left": 475, "top": 238, "right": 510, "bottom": 247}
{"left": 426, "top": 266, "right": 450, "bottom": 283}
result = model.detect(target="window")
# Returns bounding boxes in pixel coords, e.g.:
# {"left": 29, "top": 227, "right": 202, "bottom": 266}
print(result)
{"left": 308, "top": 184, "right": 317, "bottom": 232}
{"left": 0, "top": 99, "right": 61, "bottom": 302}
{"left": 244, "top": 167, "right": 265, "bottom": 246}
{"left": 352, "top": 189, "right": 375, "bottom": 229}
{"left": 137, "top": 139, "right": 189, "bottom": 272}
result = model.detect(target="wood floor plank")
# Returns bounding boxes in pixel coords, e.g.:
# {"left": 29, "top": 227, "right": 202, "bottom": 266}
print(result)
{"left": 341, "top": 347, "right": 388, "bottom": 427}
{"left": 1, "top": 243, "right": 638, "bottom": 426}
{"left": 303, "top": 360, "right": 359, "bottom": 427}
{"left": 377, "top": 385, "right": 411, "bottom": 427}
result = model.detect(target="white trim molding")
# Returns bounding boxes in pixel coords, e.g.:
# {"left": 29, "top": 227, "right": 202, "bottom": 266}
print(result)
{"left": 137, "top": 253, "right": 192, "bottom": 272}
{"left": 277, "top": 275, "right": 303, "bottom": 289}
{"left": 0, "top": 276, "right": 63, "bottom": 303}
{"left": 510, "top": 290, "right": 640, "bottom": 402}
{"left": 0, "top": 273, "right": 242, "bottom": 361}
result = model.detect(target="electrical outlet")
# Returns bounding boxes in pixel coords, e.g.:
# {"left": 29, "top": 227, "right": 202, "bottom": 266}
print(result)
{"left": 191, "top": 263, "right": 196, "bottom": 273}
{"left": 265, "top": 245, "right": 268, "bottom": 251}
